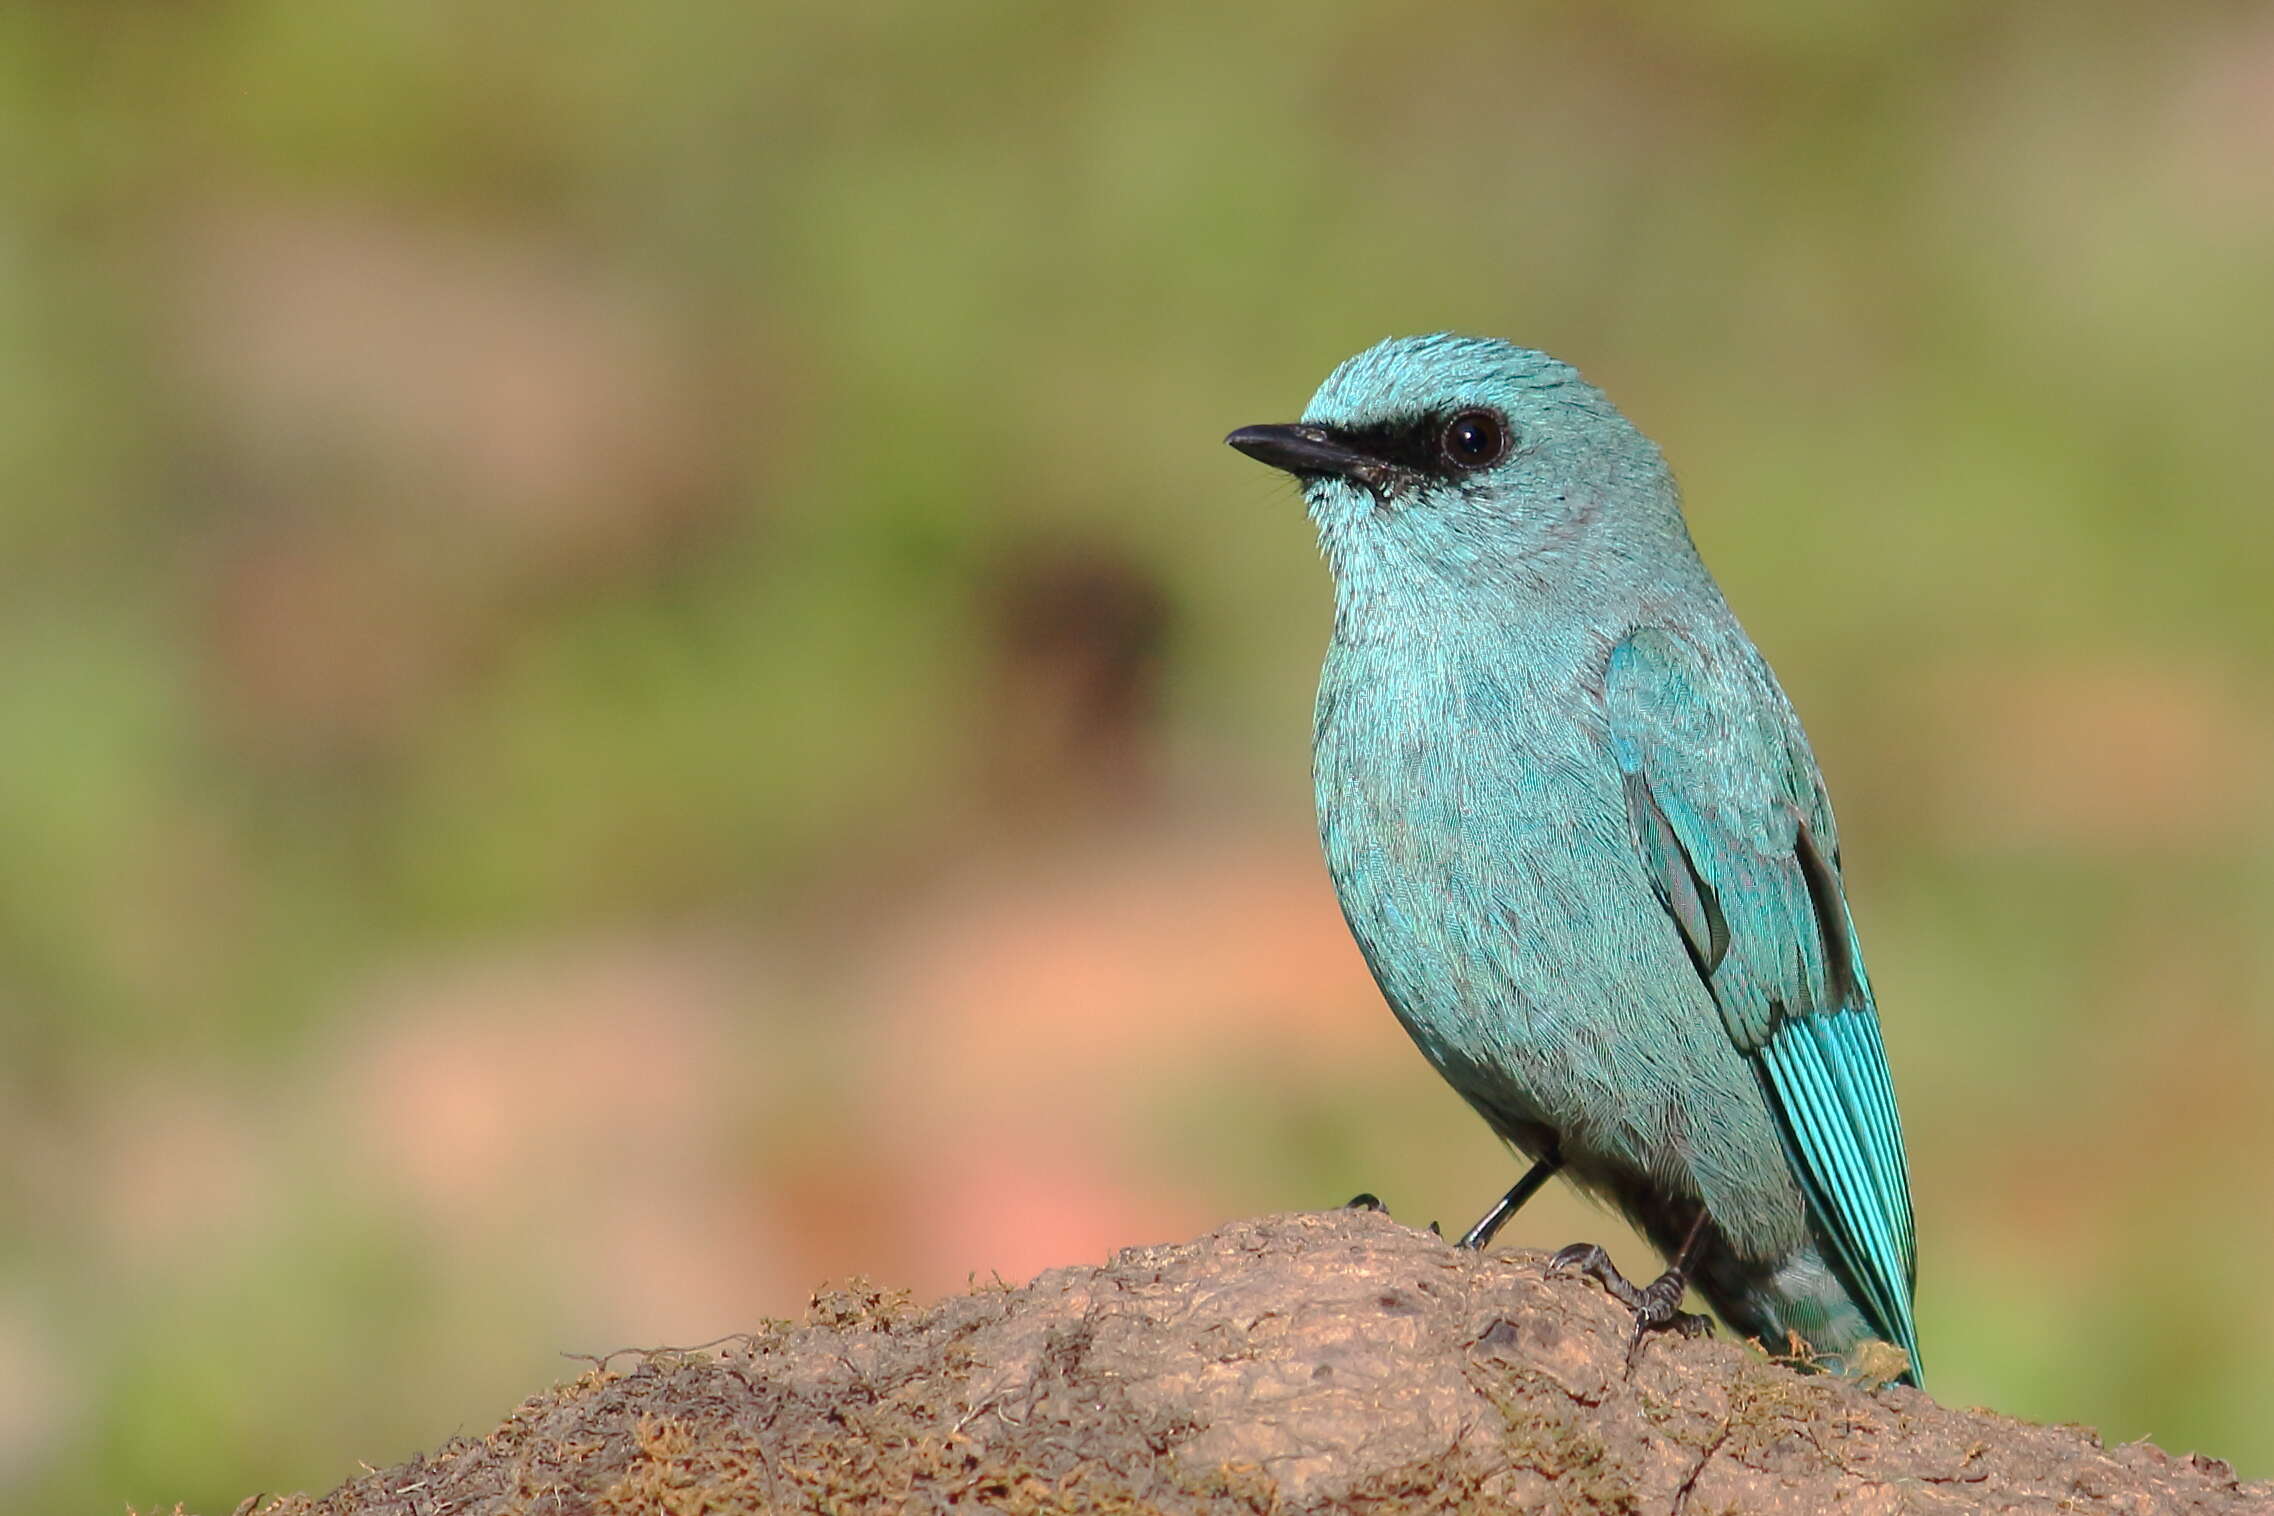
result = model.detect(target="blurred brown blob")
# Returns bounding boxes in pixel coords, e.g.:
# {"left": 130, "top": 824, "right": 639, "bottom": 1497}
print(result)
{"left": 201, "top": 513, "right": 472, "bottom": 769}
{"left": 1917, "top": 657, "right": 2270, "bottom": 850}
{"left": 173, "top": 200, "right": 736, "bottom": 568}
{"left": 170, "top": 199, "right": 753, "bottom": 768}
{"left": 982, "top": 544, "right": 1170, "bottom": 823}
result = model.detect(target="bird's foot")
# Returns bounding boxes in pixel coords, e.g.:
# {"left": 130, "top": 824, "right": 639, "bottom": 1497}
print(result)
{"left": 1547, "top": 1242, "right": 1714, "bottom": 1373}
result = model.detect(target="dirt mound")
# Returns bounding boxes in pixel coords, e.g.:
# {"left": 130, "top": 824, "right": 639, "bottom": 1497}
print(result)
{"left": 245, "top": 1210, "right": 2261, "bottom": 1514}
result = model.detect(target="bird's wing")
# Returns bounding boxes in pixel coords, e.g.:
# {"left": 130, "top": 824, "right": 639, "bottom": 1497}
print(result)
{"left": 1604, "top": 626, "right": 1919, "bottom": 1374}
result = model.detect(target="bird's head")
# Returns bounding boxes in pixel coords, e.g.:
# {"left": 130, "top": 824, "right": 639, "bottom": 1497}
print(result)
{"left": 1227, "top": 334, "right": 1694, "bottom": 608}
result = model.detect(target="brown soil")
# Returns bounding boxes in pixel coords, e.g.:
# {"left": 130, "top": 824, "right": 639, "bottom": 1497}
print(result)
{"left": 236, "top": 1210, "right": 2263, "bottom": 1514}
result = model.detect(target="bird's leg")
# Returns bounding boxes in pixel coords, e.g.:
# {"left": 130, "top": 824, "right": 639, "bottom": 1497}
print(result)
{"left": 1456, "top": 1152, "right": 1563, "bottom": 1251}
{"left": 1549, "top": 1208, "right": 1716, "bottom": 1372}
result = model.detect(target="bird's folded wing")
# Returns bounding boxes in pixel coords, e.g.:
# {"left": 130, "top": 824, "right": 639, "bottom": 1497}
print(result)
{"left": 1605, "top": 627, "right": 1919, "bottom": 1373}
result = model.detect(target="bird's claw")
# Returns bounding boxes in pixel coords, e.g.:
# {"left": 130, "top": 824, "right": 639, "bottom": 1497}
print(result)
{"left": 1547, "top": 1242, "right": 1630, "bottom": 1297}
{"left": 1629, "top": 1271, "right": 1715, "bottom": 1351}
{"left": 1547, "top": 1242, "right": 1713, "bottom": 1373}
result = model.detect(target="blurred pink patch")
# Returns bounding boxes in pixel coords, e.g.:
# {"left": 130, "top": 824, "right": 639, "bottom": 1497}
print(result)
{"left": 2169, "top": 10, "right": 2274, "bottom": 217}
{"left": 327, "top": 938, "right": 798, "bottom": 1336}
{"left": 0, "top": 1292, "right": 79, "bottom": 1481}
{"left": 85, "top": 1074, "right": 268, "bottom": 1265}
{"left": 852, "top": 822, "right": 1398, "bottom": 1290}
{"left": 919, "top": 1145, "right": 1203, "bottom": 1297}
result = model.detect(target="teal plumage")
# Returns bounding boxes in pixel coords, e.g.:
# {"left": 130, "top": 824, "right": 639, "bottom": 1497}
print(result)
{"left": 1228, "top": 335, "right": 1921, "bottom": 1382}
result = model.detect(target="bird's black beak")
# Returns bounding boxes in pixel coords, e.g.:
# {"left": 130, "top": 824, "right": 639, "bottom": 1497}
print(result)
{"left": 1225, "top": 423, "right": 1381, "bottom": 484}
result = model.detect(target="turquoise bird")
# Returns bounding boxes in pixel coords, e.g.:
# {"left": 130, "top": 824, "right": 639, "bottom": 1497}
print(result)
{"left": 1227, "top": 335, "right": 1921, "bottom": 1382}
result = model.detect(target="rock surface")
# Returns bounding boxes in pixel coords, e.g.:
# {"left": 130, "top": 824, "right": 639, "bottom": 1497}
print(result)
{"left": 251, "top": 1210, "right": 2264, "bottom": 1514}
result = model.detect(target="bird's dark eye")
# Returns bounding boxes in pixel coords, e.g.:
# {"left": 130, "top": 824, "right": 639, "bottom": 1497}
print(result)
{"left": 1439, "top": 410, "right": 1510, "bottom": 470}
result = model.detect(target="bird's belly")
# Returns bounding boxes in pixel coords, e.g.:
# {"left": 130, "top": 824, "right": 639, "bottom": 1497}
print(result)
{"left": 1314, "top": 676, "right": 1803, "bottom": 1255}
{"left": 1316, "top": 735, "right": 1639, "bottom": 1121}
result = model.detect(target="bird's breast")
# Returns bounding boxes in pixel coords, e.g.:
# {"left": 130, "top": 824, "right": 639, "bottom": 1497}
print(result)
{"left": 1311, "top": 629, "right": 1624, "bottom": 1009}
{"left": 1313, "top": 631, "right": 1611, "bottom": 857}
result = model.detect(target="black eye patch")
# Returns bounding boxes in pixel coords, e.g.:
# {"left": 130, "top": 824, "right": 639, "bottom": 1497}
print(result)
{"left": 1335, "top": 412, "right": 1504, "bottom": 483}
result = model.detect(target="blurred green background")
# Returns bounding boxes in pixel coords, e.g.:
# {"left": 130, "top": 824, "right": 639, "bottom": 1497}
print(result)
{"left": 3, "top": 2, "right": 2271, "bottom": 1509}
